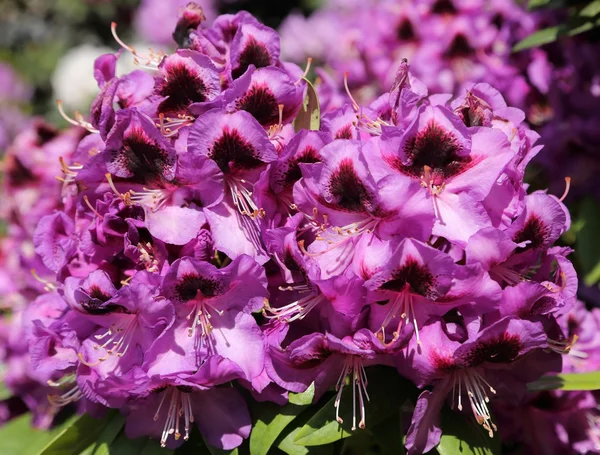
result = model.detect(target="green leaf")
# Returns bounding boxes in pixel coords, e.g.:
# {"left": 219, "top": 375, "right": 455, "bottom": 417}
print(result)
{"left": 106, "top": 431, "right": 173, "bottom": 455}
{"left": 527, "top": 0, "right": 565, "bottom": 9}
{"left": 290, "top": 383, "right": 316, "bottom": 406}
{"left": 513, "top": 14, "right": 600, "bottom": 51}
{"left": 293, "top": 366, "right": 415, "bottom": 446}
{"left": 370, "top": 410, "right": 405, "bottom": 455}
{"left": 39, "top": 411, "right": 118, "bottom": 455}
{"left": 436, "top": 405, "right": 500, "bottom": 455}
{"left": 80, "top": 413, "right": 126, "bottom": 455}
{"left": 576, "top": 198, "right": 600, "bottom": 286}
{"left": 250, "top": 383, "right": 315, "bottom": 455}
{"left": 277, "top": 409, "right": 335, "bottom": 455}
{"left": 0, "top": 382, "right": 13, "bottom": 400}
{"left": 528, "top": 371, "right": 600, "bottom": 391}
{"left": 0, "top": 413, "right": 77, "bottom": 455}
{"left": 580, "top": 0, "right": 600, "bottom": 17}
{"left": 293, "top": 78, "right": 321, "bottom": 132}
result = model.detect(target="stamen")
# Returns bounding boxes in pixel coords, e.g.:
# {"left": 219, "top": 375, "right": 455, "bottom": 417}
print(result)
{"left": 334, "top": 356, "right": 370, "bottom": 430}
{"left": 379, "top": 291, "right": 420, "bottom": 346}
{"left": 47, "top": 374, "right": 76, "bottom": 388}
{"left": 111, "top": 22, "right": 164, "bottom": 70}
{"left": 228, "top": 178, "right": 263, "bottom": 218}
{"left": 48, "top": 384, "right": 83, "bottom": 407}
{"left": 105, "top": 173, "right": 132, "bottom": 206}
{"left": 56, "top": 100, "right": 99, "bottom": 133}
{"left": 268, "top": 105, "right": 286, "bottom": 148}
{"left": 547, "top": 335, "right": 584, "bottom": 356}
{"left": 186, "top": 300, "right": 222, "bottom": 353}
{"left": 277, "top": 282, "right": 312, "bottom": 293}
{"left": 129, "top": 187, "right": 170, "bottom": 212}
{"left": 83, "top": 195, "right": 104, "bottom": 219}
{"left": 451, "top": 370, "right": 497, "bottom": 437}
{"left": 156, "top": 113, "right": 195, "bottom": 138}
{"left": 30, "top": 269, "right": 57, "bottom": 292}
{"left": 489, "top": 264, "right": 525, "bottom": 286}
{"left": 263, "top": 293, "right": 325, "bottom": 322}
{"left": 138, "top": 242, "right": 160, "bottom": 272}
{"left": 343, "top": 72, "right": 360, "bottom": 112}
{"left": 299, "top": 57, "right": 313, "bottom": 81}
{"left": 559, "top": 177, "right": 571, "bottom": 202}
{"left": 155, "top": 387, "right": 194, "bottom": 447}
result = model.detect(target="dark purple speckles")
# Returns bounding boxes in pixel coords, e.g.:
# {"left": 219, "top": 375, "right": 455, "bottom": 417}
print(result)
{"left": 380, "top": 257, "right": 435, "bottom": 297}
{"left": 208, "top": 128, "right": 264, "bottom": 175}
{"left": 328, "top": 158, "right": 373, "bottom": 212}
{"left": 232, "top": 37, "right": 272, "bottom": 79}
{"left": 236, "top": 84, "right": 280, "bottom": 126}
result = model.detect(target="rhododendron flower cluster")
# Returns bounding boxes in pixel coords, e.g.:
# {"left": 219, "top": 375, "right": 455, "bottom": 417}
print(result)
{"left": 279, "top": 0, "right": 546, "bottom": 119}
{"left": 0, "top": 4, "right": 595, "bottom": 454}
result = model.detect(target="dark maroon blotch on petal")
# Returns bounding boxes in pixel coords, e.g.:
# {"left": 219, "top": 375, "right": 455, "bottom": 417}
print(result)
{"left": 513, "top": 216, "right": 547, "bottom": 251}
{"left": 393, "top": 121, "right": 470, "bottom": 179}
{"left": 328, "top": 158, "right": 372, "bottom": 212}
{"left": 335, "top": 125, "right": 354, "bottom": 140}
{"left": 35, "top": 123, "right": 59, "bottom": 145}
{"left": 158, "top": 64, "right": 209, "bottom": 115}
{"left": 431, "top": 0, "right": 457, "bottom": 15}
{"left": 397, "top": 19, "right": 416, "bottom": 41}
{"left": 282, "top": 146, "right": 321, "bottom": 187}
{"left": 444, "top": 34, "right": 473, "bottom": 59}
{"left": 465, "top": 332, "right": 523, "bottom": 366}
{"left": 114, "top": 128, "right": 172, "bottom": 184}
{"left": 175, "top": 273, "right": 221, "bottom": 301}
{"left": 379, "top": 257, "right": 434, "bottom": 296}
{"left": 209, "top": 128, "right": 264, "bottom": 174}
{"left": 231, "top": 37, "right": 272, "bottom": 79}
{"left": 236, "top": 84, "right": 279, "bottom": 126}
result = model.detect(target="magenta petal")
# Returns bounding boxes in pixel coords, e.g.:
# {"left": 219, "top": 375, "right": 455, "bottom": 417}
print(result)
{"left": 405, "top": 387, "right": 447, "bottom": 455}
{"left": 193, "top": 388, "right": 251, "bottom": 450}
{"left": 145, "top": 206, "right": 205, "bottom": 245}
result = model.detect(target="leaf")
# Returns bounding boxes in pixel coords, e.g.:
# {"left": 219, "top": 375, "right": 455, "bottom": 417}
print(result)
{"left": 277, "top": 409, "right": 335, "bottom": 455}
{"left": 580, "top": 0, "right": 600, "bottom": 17}
{"left": 293, "top": 366, "right": 415, "bottom": 446}
{"left": 436, "top": 405, "right": 500, "bottom": 455}
{"left": 527, "top": 0, "right": 565, "bottom": 9}
{"left": 576, "top": 198, "right": 600, "bottom": 286}
{"left": 513, "top": 17, "right": 600, "bottom": 51}
{"left": 105, "top": 431, "right": 173, "bottom": 455}
{"left": 370, "top": 410, "right": 405, "bottom": 455}
{"left": 0, "top": 382, "right": 13, "bottom": 400}
{"left": 39, "top": 411, "right": 118, "bottom": 455}
{"left": 293, "top": 78, "right": 321, "bottom": 132}
{"left": 80, "top": 413, "right": 126, "bottom": 455}
{"left": 250, "top": 384, "right": 316, "bottom": 455}
{"left": 528, "top": 372, "right": 600, "bottom": 391}
{"left": 0, "top": 413, "right": 78, "bottom": 455}
{"left": 290, "top": 383, "right": 316, "bottom": 406}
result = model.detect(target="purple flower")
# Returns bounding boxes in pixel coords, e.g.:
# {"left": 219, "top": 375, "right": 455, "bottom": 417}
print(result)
{"left": 144, "top": 255, "right": 267, "bottom": 385}
{"left": 400, "top": 317, "right": 560, "bottom": 454}
{"left": 358, "top": 236, "right": 499, "bottom": 345}
{"left": 267, "top": 328, "right": 411, "bottom": 431}
{"left": 125, "top": 356, "right": 250, "bottom": 449}
{"left": 155, "top": 50, "right": 221, "bottom": 118}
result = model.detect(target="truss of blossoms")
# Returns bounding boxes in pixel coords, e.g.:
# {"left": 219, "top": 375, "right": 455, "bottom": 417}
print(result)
{"left": 0, "top": 3, "right": 598, "bottom": 455}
